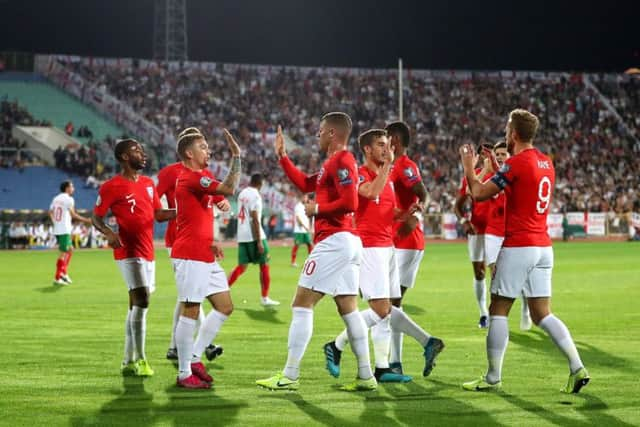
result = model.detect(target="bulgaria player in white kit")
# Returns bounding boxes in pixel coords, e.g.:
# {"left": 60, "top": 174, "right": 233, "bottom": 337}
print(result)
{"left": 324, "top": 129, "right": 444, "bottom": 383}
{"left": 256, "top": 113, "right": 376, "bottom": 391}
{"left": 290, "top": 193, "right": 314, "bottom": 267}
{"left": 461, "top": 109, "right": 590, "bottom": 393}
{"left": 49, "top": 180, "right": 92, "bottom": 285}
{"left": 227, "top": 173, "right": 279, "bottom": 306}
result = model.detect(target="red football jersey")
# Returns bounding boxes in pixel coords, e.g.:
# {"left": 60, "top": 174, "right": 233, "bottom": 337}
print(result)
{"left": 390, "top": 154, "right": 425, "bottom": 250}
{"left": 157, "top": 162, "right": 224, "bottom": 248}
{"left": 171, "top": 168, "right": 221, "bottom": 263}
{"left": 491, "top": 148, "right": 555, "bottom": 247}
{"left": 94, "top": 175, "right": 161, "bottom": 261}
{"left": 459, "top": 169, "right": 491, "bottom": 234}
{"left": 279, "top": 150, "right": 359, "bottom": 244}
{"left": 356, "top": 165, "right": 395, "bottom": 247}
{"left": 485, "top": 191, "right": 506, "bottom": 237}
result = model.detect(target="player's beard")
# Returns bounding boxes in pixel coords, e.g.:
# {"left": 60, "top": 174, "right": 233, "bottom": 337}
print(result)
{"left": 507, "top": 139, "right": 515, "bottom": 155}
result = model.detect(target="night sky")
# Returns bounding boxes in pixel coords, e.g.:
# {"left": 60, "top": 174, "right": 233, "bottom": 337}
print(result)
{"left": 1, "top": 0, "right": 638, "bottom": 71}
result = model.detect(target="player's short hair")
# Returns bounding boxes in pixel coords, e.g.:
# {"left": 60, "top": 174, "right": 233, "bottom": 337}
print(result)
{"left": 508, "top": 109, "right": 539, "bottom": 142}
{"left": 114, "top": 138, "right": 140, "bottom": 162}
{"left": 176, "top": 128, "right": 205, "bottom": 159}
{"left": 321, "top": 112, "right": 352, "bottom": 137}
{"left": 493, "top": 140, "right": 507, "bottom": 151}
{"left": 358, "top": 129, "right": 387, "bottom": 153}
{"left": 476, "top": 142, "right": 494, "bottom": 155}
{"left": 385, "top": 121, "right": 411, "bottom": 147}
{"left": 250, "top": 173, "right": 263, "bottom": 187}
{"left": 60, "top": 181, "right": 72, "bottom": 193}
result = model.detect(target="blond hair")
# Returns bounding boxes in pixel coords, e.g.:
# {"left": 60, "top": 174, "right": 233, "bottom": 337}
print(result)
{"left": 508, "top": 109, "right": 539, "bottom": 142}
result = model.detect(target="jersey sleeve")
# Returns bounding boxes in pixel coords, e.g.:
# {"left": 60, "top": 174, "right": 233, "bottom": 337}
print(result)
{"left": 184, "top": 171, "right": 221, "bottom": 195}
{"left": 458, "top": 176, "right": 468, "bottom": 196}
{"left": 280, "top": 156, "right": 318, "bottom": 193}
{"left": 94, "top": 183, "right": 114, "bottom": 217}
{"left": 317, "top": 154, "right": 358, "bottom": 216}
{"left": 491, "top": 157, "right": 518, "bottom": 190}
{"left": 156, "top": 169, "right": 171, "bottom": 198}
{"left": 396, "top": 161, "right": 422, "bottom": 189}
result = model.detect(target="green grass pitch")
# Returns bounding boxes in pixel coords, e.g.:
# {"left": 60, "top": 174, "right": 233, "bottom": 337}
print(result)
{"left": 1, "top": 242, "right": 639, "bottom": 426}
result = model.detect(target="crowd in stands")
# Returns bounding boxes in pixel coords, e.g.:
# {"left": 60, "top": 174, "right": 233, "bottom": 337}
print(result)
{"left": 60, "top": 59, "right": 639, "bottom": 219}
{"left": 3, "top": 220, "right": 108, "bottom": 250}
{"left": 0, "top": 99, "right": 48, "bottom": 168}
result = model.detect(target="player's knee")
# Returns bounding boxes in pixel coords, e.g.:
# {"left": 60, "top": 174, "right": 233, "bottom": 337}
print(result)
{"left": 218, "top": 303, "right": 233, "bottom": 316}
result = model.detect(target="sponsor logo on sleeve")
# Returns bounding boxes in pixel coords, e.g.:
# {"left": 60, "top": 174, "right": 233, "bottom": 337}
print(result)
{"left": 498, "top": 164, "right": 510, "bottom": 174}
{"left": 95, "top": 195, "right": 101, "bottom": 206}
{"left": 200, "top": 177, "right": 212, "bottom": 188}
{"left": 146, "top": 186, "right": 154, "bottom": 199}
{"left": 337, "top": 168, "right": 353, "bottom": 185}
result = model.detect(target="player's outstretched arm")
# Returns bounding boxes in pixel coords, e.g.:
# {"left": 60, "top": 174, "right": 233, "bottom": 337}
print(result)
{"left": 459, "top": 144, "right": 500, "bottom": 201}
{"left": 276, "top": 125, "right": 318, "bottom": 193}
{"left": 215, "top": 129, "right": 242, "bottom": 196}
{"left": 154, "top": 208, "right": 176, "bottom": 222}
{"left": 91, "top": 213, "right": 122, "bottom": 249}
{"left": 70, "top": 207, "right": 92, "bottom": 225}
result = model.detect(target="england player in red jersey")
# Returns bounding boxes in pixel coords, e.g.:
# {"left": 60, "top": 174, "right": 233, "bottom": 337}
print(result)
{"left": 461, "top": 109, "right": 589, "bottom": 393}
{"left": 256, "top": 113, "right": 376, "bottom": 392}
{"left": 323, "top": 129, "right": 444, "bottom": 384}
{"left": 455, "top": 143, "right": 493, "bottom": 328}
{"left": 385, "top": 121, "right": 430, "bottom": 375}
{"left": 157, "top": 128, "right": 229, "bottom": 363}
{"left": 92, "top": 139, "right": 176, "bottom": 377}
{"left": 170, "top": 128, "right": 241, "bottom": 389}
{"left": 482, "top": 141, "right": 532, "bottom": 331}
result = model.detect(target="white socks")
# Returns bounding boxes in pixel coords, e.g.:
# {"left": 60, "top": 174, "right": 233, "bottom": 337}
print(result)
{"left": 370, "top": 316, "right": 392, "bottom": 369}
{"left": 334, "top": 308, "right": 382, "bottom": 351}
{"left": 130, "top": 305, "right": 147, "bottom": 361}
{"left": 485, "top": 315, "right": 508, "bottom": 384}
{"left": 539, "top": 314, "right": 584, "bottom": 373}
{"left": 283, "top": 307, "right": 313, "bottom": 380}
{"left": 176, "top": 316, "right": 197, "bottom": 380}
{"left": 123, "top": 309, "right": 134, "bottom": 363}
{"left": 192, "top": 310, "right": 228, "bottom": 362}
{"left": 389, "top": 306, "right": 430, "bottom": 347}
{"left": 170, "top": 301, "right": 206, "bottom": 348}
{"left": 389, "top": 307, "right": 404, "bottom": 365}
{"left": 342, "top": 311, "right": 373, "bottom": 380}
{"left": 475, "top": 279, "right": 488, "bottom": 317}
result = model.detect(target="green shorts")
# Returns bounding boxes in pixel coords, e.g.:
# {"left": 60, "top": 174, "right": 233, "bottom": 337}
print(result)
{"left": 56, "top": 234, "right": 72, "bottom": 252}
{"left": 238, "top": 239, "right": 270, "bottom": 265}
{"left": 294, "top": 232, "right": 312, "bottom": 245}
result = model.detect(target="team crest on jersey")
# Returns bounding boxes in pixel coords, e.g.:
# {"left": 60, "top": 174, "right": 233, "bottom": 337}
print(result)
{"left": 146, "top": 186, "right": 154, "bottom": 200}
{"left": 200, "top": 176, "right": 212, "bottom": 188}
{"left": 95, "top": 195, "right": 101, "bottom": 206}
{"left": 498, "top": 164, "right": 510, "bottom": 174}
{"left": 358, "top": 175, "right": 365, "bottom": 183}
{"left": 317, "top": 167, "right": 325, "bottom": 183}
{"left": 337, "top": 168, "right": 352, "bottom": 185}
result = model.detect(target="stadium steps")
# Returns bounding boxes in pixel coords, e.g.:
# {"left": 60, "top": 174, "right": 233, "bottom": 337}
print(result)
{"left": 0, "top": 80, "right": 124, "bottom": 143}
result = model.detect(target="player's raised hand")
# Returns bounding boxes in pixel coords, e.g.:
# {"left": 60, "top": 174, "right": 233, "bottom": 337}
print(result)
{"left": 381, "top": 147, "right": 394, "bottom": 174}
{"left": 482, "top": 146, "right": 500, "bottom": 172}
{"left": 459, "top": 144, "right": 478, "bottom": 172}
{"left": 223, "top": 128, "right": 241, "bottom": 157}
{"left": 275, "top": 125, "right": 287, "bottom": 159}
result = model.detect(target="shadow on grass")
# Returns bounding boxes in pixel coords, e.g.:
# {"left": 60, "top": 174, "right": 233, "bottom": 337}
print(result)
{"left": 402, "top": 304, "right": 426, "bottom": 316}
{"left": 69, "top": 377, "right": 153, "bottom": 427}
{"left": 240, "top": 307, "right": 285, "bottom": 324}
{"left": 70, "top": 377, "right": 247, "bottom": 427}
{"left": 378, "top": 378, "right": 506, "bottom": 426}
{"left": 499, "top": 391, "right": 636, "bottom": 427}
{"left": 262, "top": 392, "right": 360, "bottom": 427}
{"left": 34, "top": 285, "right": 64, "bottom": 293}
{"left": 510, "top": 329, "right": 635, "bottom": 372}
